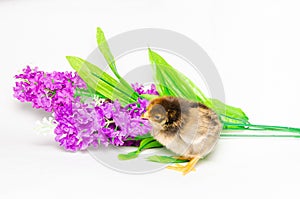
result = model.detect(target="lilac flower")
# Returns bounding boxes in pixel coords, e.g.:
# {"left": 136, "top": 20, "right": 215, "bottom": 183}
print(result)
{"left": 110, "top": 99, "right": 152, "bottom": 143}
{"left": 13, "top": 66, "right": 86, "bottom": 112}
{"left": 131, "top": 83, "right": 159, "bottom": 95}
{"left": 14, "top": 66, "right": 160, "bottom": 151}
{"left": 53, "top": 83, "right": 158, "bottom": 151}
{"left": 54, "top": 98, "right": 104, "bottom": 151}
{"left": 54, "top": 102, "right": 79, "bottom": 151}
{"left": 125, "top": 98, "right": 149, "bottom": 118}
{"left": 54, "top": 98, "right": 152, "bottom": 151}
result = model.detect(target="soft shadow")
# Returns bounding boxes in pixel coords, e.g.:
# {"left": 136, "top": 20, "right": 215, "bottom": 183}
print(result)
{"left": 14, "top": 101, "right": 52, "bottom": 118}
{"left": 32, "top": 139, "right": 89, "bottom": 154}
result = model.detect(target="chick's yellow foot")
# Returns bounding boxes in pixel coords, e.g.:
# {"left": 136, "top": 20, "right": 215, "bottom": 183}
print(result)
{"left": 166, "top": 156, "right": 192, "bottom": 172}
{"left": 166, "top": 164, "right": 195, "bottom": 172}
{"left": 182, "top": 156, "right": 201, "bottom": 175}
{"left": 166, "top": 156, "right": 201, "bottom": 175}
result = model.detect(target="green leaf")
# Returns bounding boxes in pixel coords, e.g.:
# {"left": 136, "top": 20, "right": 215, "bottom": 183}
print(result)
{"left": 118, "top": 151, "right": 139, "bottom": 160}
{"left": 74, "top": 87, "right": 105, "bottom": 99}
{"left": 66, "top": 56, "right": 118, "bottom": 86}
{"left": 210, "top": 98, "right": 249, "bottom": 124}
{"left": 210, "top": 99, "right": 248, "bottom": 120}
{"left": 138, "top": 137, "right": 157, "bottom": 151}
{"left": 148, "top": 49, "right": 176, "bottom": 96}
{"left": 148, "top": 48, "right": 208, "bottom": 104}
{"left": 96, "top": 27, "right": 119, "bottom": 79}
{"left": 142, "top": 140, "right": 163, "bottom": 149}
{"left": 134, "top": 133, "right": 152, "bottom": 140}
{"left": 118, "top": 137, "right": 164, "bottom": 161}
{"left": 148, "top": 48, "right": 250, "bottom": 125}
{"left": 147, "top": 155, "right": 189, "bottom": 163}
{"left": 66, "top": 56, "right": 135, "bottom": 105}
{"left": 96, "top": 27, "right": 139, "bottom": 100}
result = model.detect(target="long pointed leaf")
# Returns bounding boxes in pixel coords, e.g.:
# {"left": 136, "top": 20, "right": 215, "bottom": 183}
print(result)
{"left": 147, "top": 155, "right": 189, "bottom": 163}
{"left": 96, "top": 27, "right": 139, "bottom": 99}
{"left": 66, "top": 56, "right": 136, "bottom": 105}
{"left": 96, "top": 27, "right": 119, "bottom": 78}
{"left": 148, "top": 48, "right": 249, "bottom": 124}
{"left": 148, "top": 49, "right": 208, "bottom": 103}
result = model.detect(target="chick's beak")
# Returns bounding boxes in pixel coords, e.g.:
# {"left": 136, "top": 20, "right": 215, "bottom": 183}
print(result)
{"left": 141, "top": 111, "right": 149, "bottom": 119}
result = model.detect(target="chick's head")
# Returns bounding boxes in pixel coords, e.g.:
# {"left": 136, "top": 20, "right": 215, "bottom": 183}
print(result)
{"left": 143, "top": 97, "right": 181, "bottom": 128}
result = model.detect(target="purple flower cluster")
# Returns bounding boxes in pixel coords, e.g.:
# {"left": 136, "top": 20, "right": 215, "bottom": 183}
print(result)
{"left": 131, "top": 83, "right": 159, "bottom": 95}
{"left": 54, "top": 98, "right": 153, "bottom": 151}
{"left": 54, "top": 98, "right": 102, "bottom": 151}
{"left": 13, "top": 66, "right": 86, "bottom": 112}
{"left": 13, "top": 66, "right": 160, "bottom": 151}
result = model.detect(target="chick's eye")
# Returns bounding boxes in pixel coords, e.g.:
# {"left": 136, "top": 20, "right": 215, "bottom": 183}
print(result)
{"left": 154, "top": 115, "right": 161, "bottom": 120}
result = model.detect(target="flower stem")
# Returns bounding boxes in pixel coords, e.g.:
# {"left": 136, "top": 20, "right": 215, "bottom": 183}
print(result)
{"left": 223, "top": 122, "right": 300, "bottom": 134}
{"left": 220, "top": 133, "right": 300, "bottom": 138}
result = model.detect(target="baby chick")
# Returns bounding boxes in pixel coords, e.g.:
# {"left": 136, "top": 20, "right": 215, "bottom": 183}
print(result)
{"left": 142, "top": 96, "right": 222, "bottom": 175}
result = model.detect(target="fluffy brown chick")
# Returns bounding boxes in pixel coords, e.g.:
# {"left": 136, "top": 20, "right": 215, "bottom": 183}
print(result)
{"left": 142, "top": 96, "right": 222, "bottom": 175}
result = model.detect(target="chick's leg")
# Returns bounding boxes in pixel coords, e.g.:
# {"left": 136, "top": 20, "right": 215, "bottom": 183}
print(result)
{"left": 182, "top": 156, "right": 201, "bottom": 175}
{"left": 166, "top": 164, "right": 196, "bottom": 172}
{"left": 166, "top": 156, "right": 192, "bottom": 171}
{"left": 166, "top": 156, "right": 191, "bottom": 172}
{"left": 166, "top": 156, "right": 201, "bottom": 175}
{"left": 172, "top": 156, "right": 192, "bottom": 161}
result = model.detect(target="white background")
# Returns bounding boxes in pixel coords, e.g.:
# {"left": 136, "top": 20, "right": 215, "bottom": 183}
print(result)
{"left": 1, "top": 0, "right": 300, "bottom": 198}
